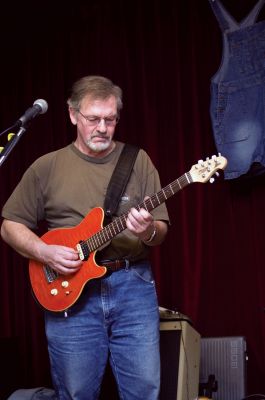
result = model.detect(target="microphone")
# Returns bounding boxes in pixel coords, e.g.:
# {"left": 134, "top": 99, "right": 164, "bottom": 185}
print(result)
{"left": 16, "top": 99, "right": 48, "bottom": 127}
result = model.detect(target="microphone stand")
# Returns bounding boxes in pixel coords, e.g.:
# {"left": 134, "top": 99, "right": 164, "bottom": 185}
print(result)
{"left": 0, "top": 125, "right": 26, "bottom": 167}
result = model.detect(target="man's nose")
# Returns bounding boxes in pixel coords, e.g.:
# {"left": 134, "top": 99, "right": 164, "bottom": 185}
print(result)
{"left": 97, "top": 119, "right": 107, "bottom": 132}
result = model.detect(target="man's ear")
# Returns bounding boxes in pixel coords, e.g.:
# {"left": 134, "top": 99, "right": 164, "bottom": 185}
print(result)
{"left": 69, "top": 107, "right": 77, "bottom": 125}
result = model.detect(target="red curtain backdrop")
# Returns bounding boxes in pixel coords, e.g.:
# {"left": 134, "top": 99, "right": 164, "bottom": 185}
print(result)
{"left": 1, "top": 0, "right": 265, "bottom": 397}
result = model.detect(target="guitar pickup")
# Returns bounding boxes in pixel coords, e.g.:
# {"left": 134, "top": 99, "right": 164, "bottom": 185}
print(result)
{"left": 76, "top": 241, "right": 89, "bottom": 261}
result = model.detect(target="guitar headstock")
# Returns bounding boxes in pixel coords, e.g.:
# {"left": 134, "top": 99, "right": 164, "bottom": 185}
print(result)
{"left": 189, "top": 154, "right": 227, "bottom": 183}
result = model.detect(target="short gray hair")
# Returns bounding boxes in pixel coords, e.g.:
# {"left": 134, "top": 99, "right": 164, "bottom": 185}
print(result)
{"left": 67, "top": 75, "right": 123, "bottom": 112}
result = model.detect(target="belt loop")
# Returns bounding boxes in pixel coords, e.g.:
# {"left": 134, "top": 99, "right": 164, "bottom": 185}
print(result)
{"left": 125, "top": 259, "right": 130, "bottom": 271}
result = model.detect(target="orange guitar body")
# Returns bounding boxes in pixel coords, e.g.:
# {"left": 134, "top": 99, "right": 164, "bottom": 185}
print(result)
{"left": 29, "top": 207, "right": 107, "bottom": 312}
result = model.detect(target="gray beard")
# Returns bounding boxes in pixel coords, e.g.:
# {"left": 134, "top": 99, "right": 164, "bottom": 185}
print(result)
{"left": 86, "top": 138, "right": 111, "bottom": 153}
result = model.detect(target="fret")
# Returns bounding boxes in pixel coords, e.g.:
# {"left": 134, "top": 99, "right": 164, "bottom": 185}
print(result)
{"left": 111, "top": 222, "right": 119, "bottom": 235}
{"left": 114, "top": 218, "right": 123, "bottom": 232}
{"left": 95, "top": 234, "right": 102, "bottom": 248}
{"left": 162, "top": 187, "right": 170, "bottom": 200}
{"left": 120, "top": 216, "right": 127, "bottom": 230}
{"left": 168, "top": 184, "right": 175, "bottom": 196}
{"left": 108, "top": 224, "right": 116, "bottom": 237}
{"left": 101, "top": 229, "right": 109, "bottom": 242}
{"left": 89, "top": 236, "right": 98, "bottom": 252}
{"left": 176, "top": 179, "right": 182, "bottom": 190}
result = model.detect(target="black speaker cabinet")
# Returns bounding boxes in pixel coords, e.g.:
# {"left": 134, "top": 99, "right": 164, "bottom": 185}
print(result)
{"left": 159, "top": 320, "right": 201, "bottom": 400}
{"left": 199, "top": 336, "right": 247, "bottom": 400}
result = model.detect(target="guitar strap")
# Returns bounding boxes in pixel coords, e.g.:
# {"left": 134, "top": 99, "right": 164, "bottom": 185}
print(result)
{"left": 103, "top": 143, "right": 140, "bottom": 224}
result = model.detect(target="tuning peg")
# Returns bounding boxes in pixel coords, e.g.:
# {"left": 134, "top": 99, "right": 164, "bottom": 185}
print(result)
{"left": 210, "top": 177, "right": 215, "bottom": 183}
{"left": 195, "top": 160, "right": 204, "bottom": 169}
{"left": 215, "top": 172, "right": 220, "bottom": 177}
{"left": 198, "top": 159, "right": 205, "bottom": 167}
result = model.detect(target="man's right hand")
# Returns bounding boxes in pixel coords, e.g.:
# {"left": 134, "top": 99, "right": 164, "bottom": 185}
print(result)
{"left": 38, "top": 243, "right": 83, "bottom": 275}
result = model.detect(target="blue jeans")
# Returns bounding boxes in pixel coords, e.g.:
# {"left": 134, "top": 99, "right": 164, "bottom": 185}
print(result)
{"left": 44, "top": 262, "right": 160, "bottom": 400}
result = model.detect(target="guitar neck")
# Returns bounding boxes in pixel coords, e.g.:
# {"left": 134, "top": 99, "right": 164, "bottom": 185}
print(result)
{"left": 77, "top": 154, "right": 227, "bottom": 259}
{"left": 85, "top": 171, "right": 192, "bottom": 253}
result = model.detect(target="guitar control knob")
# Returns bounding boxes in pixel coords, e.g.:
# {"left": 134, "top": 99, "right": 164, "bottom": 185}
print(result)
{"left": 62, "top": 281, "right": 69, "bottom": 288}
{"left": 50, "top": 288, "right": 58, "bottom": 296}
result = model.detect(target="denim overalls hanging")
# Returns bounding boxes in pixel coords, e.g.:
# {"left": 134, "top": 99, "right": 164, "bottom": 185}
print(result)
{"left": 209, "top": 0, "right": 265, "bottom": 179}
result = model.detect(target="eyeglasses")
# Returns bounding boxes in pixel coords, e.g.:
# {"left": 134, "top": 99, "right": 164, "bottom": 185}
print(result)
{"left": 77, "top": 110, "right": 119, "bottom": 126}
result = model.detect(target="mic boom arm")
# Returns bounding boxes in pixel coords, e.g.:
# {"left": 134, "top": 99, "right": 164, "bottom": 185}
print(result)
{"left": 0, "top": 99, "right": 48, "bottom": 167}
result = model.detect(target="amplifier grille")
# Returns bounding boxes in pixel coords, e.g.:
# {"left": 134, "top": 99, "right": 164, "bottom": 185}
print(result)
{"left": 200, "top": 336, "right": 247, "bottom": 400}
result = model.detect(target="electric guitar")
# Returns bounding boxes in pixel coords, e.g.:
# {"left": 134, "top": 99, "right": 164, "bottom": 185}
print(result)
{"left": 29, "top": 155, "right": 227, "bottom": 312}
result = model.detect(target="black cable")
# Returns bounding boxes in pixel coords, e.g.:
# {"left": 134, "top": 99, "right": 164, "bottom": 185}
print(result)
{"left": 0, "top": 123, "right": 18, "bottom": 138}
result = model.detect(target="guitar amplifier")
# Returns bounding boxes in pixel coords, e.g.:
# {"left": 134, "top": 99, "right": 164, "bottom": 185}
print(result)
{"left": 159, "top": 319, "right": 201, "bottom": 400}
{"left": 199, "top": 336, "right": 247, "bottom": 400}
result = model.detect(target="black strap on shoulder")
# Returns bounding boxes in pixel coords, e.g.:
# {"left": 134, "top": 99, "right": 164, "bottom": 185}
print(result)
{"left": 104, "top": 143, "right": 140, "bottom": 223}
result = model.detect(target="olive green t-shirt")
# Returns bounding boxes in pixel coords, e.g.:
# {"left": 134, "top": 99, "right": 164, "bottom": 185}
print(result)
{"left": 2, "top": 141, "right": 169, "bottom": 261}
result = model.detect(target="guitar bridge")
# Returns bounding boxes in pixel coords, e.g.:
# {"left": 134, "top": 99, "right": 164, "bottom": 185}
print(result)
{"left": 77, "top": 240, "right": 89, "bottom": 261}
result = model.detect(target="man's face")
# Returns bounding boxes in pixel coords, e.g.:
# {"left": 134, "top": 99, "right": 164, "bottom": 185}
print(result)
{"left": 69, "top": 95, "right": 118, "bottom": 155}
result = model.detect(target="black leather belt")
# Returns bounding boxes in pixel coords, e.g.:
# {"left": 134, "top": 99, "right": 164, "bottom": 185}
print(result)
{"left": 99, "top": 259, "right": 129, "bottom": 272}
